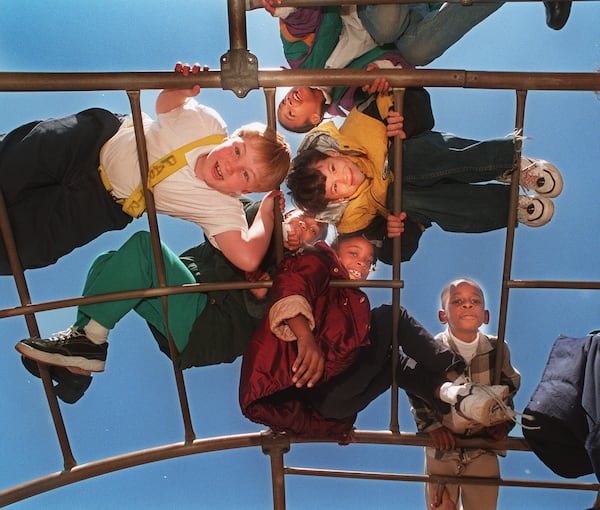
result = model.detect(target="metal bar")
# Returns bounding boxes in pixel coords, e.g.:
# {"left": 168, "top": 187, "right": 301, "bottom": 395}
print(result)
{"left": 389, "top": 88, "right": 406, "bottom": 434}
{"left": 1, "top": 69, "right": 599, "bottom": 92}
{"left": 263, "top": 86, "right": 285, "bottom": 264}
{"left": 0, "top": 191, "right": 38, "bottom": 334}
{"left": 261, "top": 432, "right": 291, "bottom": 510}
{"left": 507, "top": 280, "right": 600, "bottom": 289}
{"left": 0, "top": 430, "right": 537, "bottom": 507}
{"left": 263, "top": 87, "right": 277, "bottom": 132}
{"left": 0, "top": 280, "right": 406, "bottom": 320}
{"left": 494, "top": 90, "right": 527, "bottom": 384}
{"left": 283, "top": 466, "right": 600, "bottom": 492}
{"left": 245, "top": 0, "right": 580, "bottom": 7}
{"left": 228, "top": 0, "right": 248, "bottom": 52}
{"left": 126, "top": 91, "right": 196, "bottom": 443}
{"left": 0, "top": 192, "right": 77, "bottom": 470}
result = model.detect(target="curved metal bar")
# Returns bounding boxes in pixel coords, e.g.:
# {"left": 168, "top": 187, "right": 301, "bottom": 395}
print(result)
{"left": 0, "top": 430, "right": 544, "bottom": 507}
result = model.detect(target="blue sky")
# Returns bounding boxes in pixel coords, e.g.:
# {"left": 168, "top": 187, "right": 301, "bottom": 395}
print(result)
{"left": 1, "top": 1, "right": 599, "bottom": 509}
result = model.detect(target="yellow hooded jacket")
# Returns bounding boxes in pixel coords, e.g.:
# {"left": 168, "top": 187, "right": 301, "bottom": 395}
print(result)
{"left": 299, "top": 94, "right": 393, "bottom": 234}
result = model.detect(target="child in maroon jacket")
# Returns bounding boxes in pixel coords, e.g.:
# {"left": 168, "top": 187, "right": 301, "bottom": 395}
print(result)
{"left": 239, "top": 232, "right": 466, "bottom": 440}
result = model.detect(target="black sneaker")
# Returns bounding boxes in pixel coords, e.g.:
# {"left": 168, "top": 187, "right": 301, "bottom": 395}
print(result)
{"left": 21, "top": 356, "right": 92, "bottom": 404}
{"left": 15, "top": 327, "right": 107, "bottom": 372}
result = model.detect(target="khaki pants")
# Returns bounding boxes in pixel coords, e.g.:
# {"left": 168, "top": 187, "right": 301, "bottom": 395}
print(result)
{"left": 424, "top": 447, "right": 500, "bottom": 510}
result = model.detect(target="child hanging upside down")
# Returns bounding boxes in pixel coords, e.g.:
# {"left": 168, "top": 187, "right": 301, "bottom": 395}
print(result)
{"left": 286, "top": 92, "right": 563, "bottom": 263}
{"left": 0, "top": 62, "right": 290, "bottom": 274}
{"left": 15, "top": 200, "right": 328, "bottom": 403}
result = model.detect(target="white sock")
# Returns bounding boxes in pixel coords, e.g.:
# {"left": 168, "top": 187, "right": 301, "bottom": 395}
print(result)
{"left": 83, "top": 319, "right": 109, "bottom": 344}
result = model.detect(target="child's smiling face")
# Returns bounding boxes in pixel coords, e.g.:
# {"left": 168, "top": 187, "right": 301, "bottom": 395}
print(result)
{"left": 335, "top": 236, "right": 375, "bottom": 280}
{"left": 314, "top": 151, "right": 366, "bottom": 201}
{"left": 277, "top": 87, "right": 324, "bottom": 131}
{"left": 195, "top": 136, "right": 264, "bottom": 194}
{"left": 284, "top": 210, "right": 327, "bottom": 247}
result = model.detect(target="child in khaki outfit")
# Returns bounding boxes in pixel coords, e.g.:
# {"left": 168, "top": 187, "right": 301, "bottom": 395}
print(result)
{"left": 409, "top": 278, "right": 521, "bottom": 510}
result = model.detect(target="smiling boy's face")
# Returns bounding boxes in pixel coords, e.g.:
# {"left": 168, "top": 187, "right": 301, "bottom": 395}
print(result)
{"left": 277, "top": 87, "right": 324, "bottom": 131}
{"left": 195, "top": 136, "right": 264, "bottom": 194}
{"left": 314, "top": 152, "right": 366, "bottom": 202}
{"left": 335, "top": 236, "right": 375, "bottom": 280}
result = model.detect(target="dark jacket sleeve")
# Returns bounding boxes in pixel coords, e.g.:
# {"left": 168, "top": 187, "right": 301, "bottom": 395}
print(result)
{"left": 354, "top": 87, "right": 434, "bottom": 139}
{"left": 401, "top": 87, "right": 435, "bottom": 138}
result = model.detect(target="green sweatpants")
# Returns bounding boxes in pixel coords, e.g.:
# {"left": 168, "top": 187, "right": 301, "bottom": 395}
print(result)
{"left": 74, "top": 231, "right": 207, "bottom": 353}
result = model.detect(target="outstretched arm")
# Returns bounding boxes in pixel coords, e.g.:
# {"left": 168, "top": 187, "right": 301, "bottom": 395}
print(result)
{"left": 155, "top": 62, "right": 209, "bottom": 115}
{"left": 214, "top": 190, "right": 283, "bottom": 272}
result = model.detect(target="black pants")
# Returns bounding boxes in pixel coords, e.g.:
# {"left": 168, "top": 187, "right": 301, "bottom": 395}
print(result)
{"left": 309, "top": 304, "right": 464, "bottom": 420}
{"left": 0, "top": 108, "right": 132, "bottom": 274}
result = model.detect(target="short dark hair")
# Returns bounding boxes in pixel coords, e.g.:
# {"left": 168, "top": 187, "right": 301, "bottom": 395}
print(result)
{"left": 283, "top": 209, "right": 329, "bottom": 243}
{"left": 286, "top": 149, "right": 330, "bottom": 215}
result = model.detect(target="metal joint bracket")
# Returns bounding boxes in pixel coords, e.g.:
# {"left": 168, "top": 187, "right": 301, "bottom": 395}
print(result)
{"left": 220, "top": 48, "right": 259, "bottom": 98}
{"left": 260, "top": 430, "right": 291, "bottom": 456}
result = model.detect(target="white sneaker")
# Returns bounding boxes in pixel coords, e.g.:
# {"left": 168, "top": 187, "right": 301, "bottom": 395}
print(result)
{"left": 439, "top": 377, "right": 469, "bottom": 404}
{"left": 500, "top": 157, "right": 563, "bottom": 198}
{"left": 454, "top": 384, "right": 511, "bottom": 427}
{"left": 517, "top": 195, "right": 554, "bottom": 227}
{"left": 520, "top": 157, "right": 563, "bottom": 198}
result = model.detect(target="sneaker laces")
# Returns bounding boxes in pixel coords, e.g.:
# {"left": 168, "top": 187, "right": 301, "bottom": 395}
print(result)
{"left": 47, "top": 327, "right": 85, "bottom": 343}
{"left": 471, "top": 383, "right": 540, "bottom": 431}
{"left": 520, "top": 157, "right": 547, "bottom": 192}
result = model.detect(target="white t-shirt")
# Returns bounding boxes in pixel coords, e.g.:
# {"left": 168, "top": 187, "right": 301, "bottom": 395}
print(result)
{"left": 100, "top": 98, "right": 247, "bottom": 248}
{"left": 325, "top": 5, "right": 377, "bottom": 70}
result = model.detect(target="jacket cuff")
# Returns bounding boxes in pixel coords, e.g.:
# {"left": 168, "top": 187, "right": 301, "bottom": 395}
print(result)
{"left": 269, "top": 295, "right": 315, "bottom": 341}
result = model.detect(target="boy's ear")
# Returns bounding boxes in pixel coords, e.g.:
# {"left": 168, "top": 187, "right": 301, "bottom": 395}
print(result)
{"left": 438, "top": 309, "right": 447, "bottom": 324}
{"left": 483, "top": 309, "right": 490, "bottom": 325}
{"left": 309, "top": 112, "right": 322, "bottom": 127}
{"left": 325, "top": 149, "right": 339, "bottom": 157}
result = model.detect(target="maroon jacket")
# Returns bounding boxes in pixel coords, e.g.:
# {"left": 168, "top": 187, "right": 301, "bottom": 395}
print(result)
{"left": 239, "top": 242, "right": 371, "bottom": 439}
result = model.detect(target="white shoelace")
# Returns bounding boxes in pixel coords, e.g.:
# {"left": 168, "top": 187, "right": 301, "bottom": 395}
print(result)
{"left": 473, "top": 383, "right": 540, "bottom": 431}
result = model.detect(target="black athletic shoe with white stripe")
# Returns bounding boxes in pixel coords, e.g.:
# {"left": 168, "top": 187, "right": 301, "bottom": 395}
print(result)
{"left": 16, "top": 327, "right": 107, "bottom": 372}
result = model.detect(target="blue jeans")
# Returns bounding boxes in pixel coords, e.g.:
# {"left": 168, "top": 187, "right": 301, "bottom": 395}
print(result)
{"left": 391, "top": 131, "right": 517, "bottom": 232}
{"left": 358, "top": 2, "right": 503, "bottom": 66}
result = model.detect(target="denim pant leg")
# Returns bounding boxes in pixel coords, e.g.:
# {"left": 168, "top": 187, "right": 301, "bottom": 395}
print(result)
{"left": 75, "top": 231, "right": 206, "bottom": 352}
{"left": 402, "top": 181, "right": 512, "bottom": 232}
{"left": 393, "top": 2, "right": 503, "bottom": 66}
{"left": 358, "top": 4, "right": 419, "bottom": 44}
{"left": 399, "top": 131, "right": 516, "bottom": 186}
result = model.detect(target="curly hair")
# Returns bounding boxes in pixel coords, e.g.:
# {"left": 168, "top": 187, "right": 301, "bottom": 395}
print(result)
{"left": 286, "top": 149, "right": 331, "bottom": 215}
{"left": 231, "top": 123, "right": 291, "bottom": 192}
